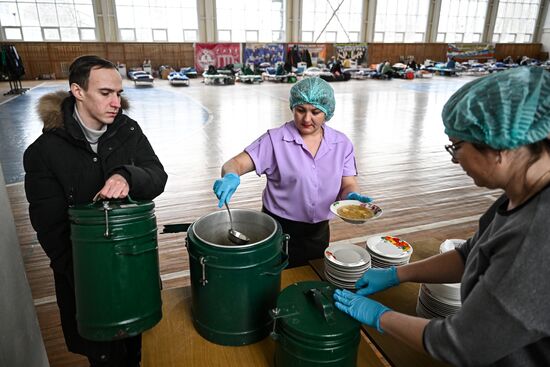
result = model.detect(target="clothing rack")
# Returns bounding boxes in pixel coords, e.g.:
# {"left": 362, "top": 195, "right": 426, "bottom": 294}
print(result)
{"left": 1, "top": 44, "right": 29, "bottom": 95}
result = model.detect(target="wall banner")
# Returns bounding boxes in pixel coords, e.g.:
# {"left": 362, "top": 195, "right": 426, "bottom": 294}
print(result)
{"left": 447, "top": 43, "right": 496, "bottom": 61}
{"left": 243, "top": 43, "right": 285, "bottom": 67}
{"left": 194, "top": 43, "right": 242, "bottom": 73}
{"left": 335, "top": 43, "right": 368, "bottom": 65}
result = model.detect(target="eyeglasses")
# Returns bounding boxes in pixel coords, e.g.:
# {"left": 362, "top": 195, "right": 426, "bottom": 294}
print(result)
{"left": 444, "top": 140, "right": 465, "bottom": 160}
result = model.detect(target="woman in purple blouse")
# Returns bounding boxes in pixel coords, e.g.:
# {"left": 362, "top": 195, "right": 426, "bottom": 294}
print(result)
{"left": 213, "top": 77, "right": 371, "bottom": 268}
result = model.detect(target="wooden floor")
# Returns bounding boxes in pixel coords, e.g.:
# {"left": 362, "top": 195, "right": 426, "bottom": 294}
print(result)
{"left": 2, "top": 75, "right": 500, "bottom": 367}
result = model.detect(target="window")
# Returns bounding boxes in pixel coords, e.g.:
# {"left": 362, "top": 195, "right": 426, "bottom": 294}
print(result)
{"left": 492, "top": 0, "right": 540, "bottom": 43}
{"left": 152, "top": 29, "right": 167, "bottom": 42}
{"left": 4, "top": 27, "right": 22, "bottom": 40}
{"left": 43, "top": 27, "right": 60, "bottom": 41}
{"left": 373, "top": 0, "right": 430, "bottom": 42}
{"left": 119, "top": 28, "right": 136, "bottom": 41}
{"left": 0, "top": 0, "right": 96, "bottom": 41}
{"left": 301, "top": 0, "right": 362, "bottom": 42}
{"left": 115, "top": 0, "right": 198, "bottom": 42}
{"left": 216, "top": 0, "right": 285, "bottom": 42}
{"left": 218, "top": 30, "right": 231, "bottom": 42}
{"left": 437, "top": 0, "right": 488, "bottom": 43}
{"left": 183, "top": 30, "right": 197, "bottom": 42}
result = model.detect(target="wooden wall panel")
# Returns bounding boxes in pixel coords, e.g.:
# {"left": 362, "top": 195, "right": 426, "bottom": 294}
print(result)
{"left": 105, "top": 43, "right": 125, "bottom": 64}
{"left": 123, "top": 44, "right": 145, "bottom": 70}
{"left": 180, "top": 44, "right": 195, "bottom": 67}
{"left": 366, "top": 43, "right": 448, "bottom": 64}
{"left": 15, "top": 43, "right": 51, "bottom": 79}
{"left": 495, "top": 43, "right": 542, "bottom": 60}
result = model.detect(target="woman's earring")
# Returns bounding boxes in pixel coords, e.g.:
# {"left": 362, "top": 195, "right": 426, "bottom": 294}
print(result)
{"left": 495, "top": 153, "right": 502, "bottom": 164}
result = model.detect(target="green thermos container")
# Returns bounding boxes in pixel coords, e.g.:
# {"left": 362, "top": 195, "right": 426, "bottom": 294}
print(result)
{"left": 186, "top": 209, "right": 289, "bottom": 346}
{"left": 271, "top": 281, "right": 360, "bottom": 367}
{"left": 69, "top": 199, "right": 162, "bottom": 341}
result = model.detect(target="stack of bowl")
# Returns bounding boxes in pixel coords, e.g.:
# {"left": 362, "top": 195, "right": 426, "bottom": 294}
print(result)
{"left": 324, "top": 243, "right": 371, "bottom": 289}
{"left": 365, "top": 235, "right": 413, "bottom": 268}
{"left": 415, "top": 239, "right": 465, "bottom": 318}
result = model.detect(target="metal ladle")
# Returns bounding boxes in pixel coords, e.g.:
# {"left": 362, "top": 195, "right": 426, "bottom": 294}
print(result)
{"left": 225, "top": 202, "right": 250, "bottom": 245}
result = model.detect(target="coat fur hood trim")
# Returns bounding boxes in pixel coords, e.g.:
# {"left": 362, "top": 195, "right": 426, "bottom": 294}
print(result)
{"left": 37, "top": 91, "right": 130, "bottom": 130}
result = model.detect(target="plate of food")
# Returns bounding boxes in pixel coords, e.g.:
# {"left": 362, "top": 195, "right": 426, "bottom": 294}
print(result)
{"left": 330, "top": 200, "right": 383, "bottom": 224}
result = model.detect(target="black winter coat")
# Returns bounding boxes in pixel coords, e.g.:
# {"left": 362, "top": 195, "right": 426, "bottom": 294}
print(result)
{"left": 24, "top": 91, "right": 168, "bottom": 278}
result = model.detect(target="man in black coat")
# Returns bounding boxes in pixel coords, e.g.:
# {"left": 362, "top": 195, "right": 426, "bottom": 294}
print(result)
{"left": 24, "top": 55, "right": 168, "bottom": 366}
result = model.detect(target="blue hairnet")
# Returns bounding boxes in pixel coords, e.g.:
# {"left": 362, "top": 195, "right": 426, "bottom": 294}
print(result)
{"left": 289, "top": 77, "right": 335, "bottom": 121}
{"left": 442, "top": 66, "right": 550, "bottom": 149}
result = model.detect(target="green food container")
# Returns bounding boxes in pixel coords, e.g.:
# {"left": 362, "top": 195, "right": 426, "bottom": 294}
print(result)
{"left": 271, "top": 281, "right": 360, "bottom": 367}
{"left": 69, "top": 199, "right": 162, "bottom": 341}
{"left": 186, "top": 209, "right": 289, "bottom": 346}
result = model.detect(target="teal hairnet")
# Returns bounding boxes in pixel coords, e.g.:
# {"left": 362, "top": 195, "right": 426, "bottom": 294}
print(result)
{"left": 289, "top": 77, "right": 335, "bottom": 121}
{"left": 442, "top": 66, "right": 550, "bottom": 149}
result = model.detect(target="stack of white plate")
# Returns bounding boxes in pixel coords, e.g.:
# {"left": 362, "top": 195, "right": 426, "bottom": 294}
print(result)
{"left": 416, "top": 238, "right": 465, "bottom": 318}
{"left": 416, "top": 283, "right": 461, "bottom": 318}
{"left": 324, "top": 243, "right": 371, "bottom": 289}
{"left": 365, "top": 235, "right": 413, "bottom": 268}
{"left": 439, "top": 238, "right": 466, "bottom": 254}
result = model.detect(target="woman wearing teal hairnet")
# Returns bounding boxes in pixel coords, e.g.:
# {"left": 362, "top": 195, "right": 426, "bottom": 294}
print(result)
{"left": 213, "top": 77, "right": 371, "bottom": 268}
{"left": 334, "top": 66, "right": 550, "bottom": 366}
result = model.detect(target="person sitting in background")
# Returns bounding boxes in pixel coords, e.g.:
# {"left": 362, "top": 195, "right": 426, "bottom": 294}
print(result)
{"left": 342, "top": 58, "right": 352, "bottom": 68}
{"left": 205, "top": 65, "right": 218, "bottom": 75}
{"left": 381, "top": 61, "right": 395, "bottom": 78}
{"left": 327, "top": 56, "right": 337, "bottom": 69}
{"left": 520, "top": 56, "right": 531, "bottom": 66}
{"left": 407, "top": 58, "right": 418, "bottom": 70}
{"left": 446, "top": 57, "right": 456, "bottom": 69}
{"left": 330, "top": 59, "right": 343, "bottom": 77}
{"left": 334, "top": 66, "right": 550, "bottom": 366}
{"left": 213, "top": 78, "right": 371, "bottom": 268}
{"left": 503, "top": 55, "right": 514, "bottom": 64}
{"left": 275, "top": 62, "right": 286, "bottom": 76}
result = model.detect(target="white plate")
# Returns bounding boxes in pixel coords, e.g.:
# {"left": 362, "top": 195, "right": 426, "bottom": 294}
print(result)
{"left": 330, "top": 200, "right": 383, "bottom": 224}
{"left": 325, "top": 243, "right": 371, "bottom": 267}
{"left": 439, "top": 239, "right": 466, "bottom": 254}
{"left": 366, "top": 235, "right": 413, "bottom": 259}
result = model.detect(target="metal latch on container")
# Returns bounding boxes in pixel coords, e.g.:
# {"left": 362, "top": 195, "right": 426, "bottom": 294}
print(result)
{"left": 269, "top": 305, "right": 299, "bottom": 340}
{"left": 102, "top": 201, "right": 112, "bottom": 238}
{"left": 199, "top": 256, "right": 208, "bottom": 286}
{"left": 305, "top": 287, "right": 336, "bottom": 324}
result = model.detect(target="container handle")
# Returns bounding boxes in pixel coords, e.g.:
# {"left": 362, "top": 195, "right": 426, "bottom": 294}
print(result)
{"left": 305, "top": 288, "right": 336, "bottom": 324}
{"left": 199, "top": 256, "right": 208, "bottom": 286}
{"left": 260, "top": 253, "right": 289, "bottom": 276}
{"left": 114, "top": 241, "right": 158, "bottom": 256}
{"left": 89, "top": 194, "right": 138, "bottom": 207}
{"left": 282, "top": 234, "right": 290, "bottom": 255}
{"left": 89, "top": 196, "right": 138, "bottom": 239}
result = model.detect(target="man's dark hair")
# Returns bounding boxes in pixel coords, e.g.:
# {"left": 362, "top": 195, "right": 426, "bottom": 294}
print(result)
{"left": 69, "top": 55, "right": 117, "bottom": 90}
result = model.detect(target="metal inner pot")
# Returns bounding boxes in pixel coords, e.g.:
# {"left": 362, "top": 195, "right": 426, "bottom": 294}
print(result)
{"left": 192, "top": 209, "right": 277, "bottom": 248}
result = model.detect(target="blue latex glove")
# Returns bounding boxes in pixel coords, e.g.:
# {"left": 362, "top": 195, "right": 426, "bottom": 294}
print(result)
{"left": 213, "top": 173, "right": 240, "bottom": 208}
{"left": 355, "top": 267, "right": 400, "bottom": 296}
{"left": 347, "top": 192, "right": 373, "bottom": 203}
{"left": 333, "top": 289, "right": 391, "bottom": 333}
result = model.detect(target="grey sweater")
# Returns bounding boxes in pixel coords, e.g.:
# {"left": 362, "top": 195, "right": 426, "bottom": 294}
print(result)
{"left": 424, "top": 185, "right": 550, "bottom": 366}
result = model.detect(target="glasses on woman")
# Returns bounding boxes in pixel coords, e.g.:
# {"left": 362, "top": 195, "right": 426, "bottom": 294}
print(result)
{"left": 444, "top": 140, "right": 465, "bottom": 160}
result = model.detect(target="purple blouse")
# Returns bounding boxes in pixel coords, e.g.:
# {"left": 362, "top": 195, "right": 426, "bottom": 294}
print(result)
{"left": 245, "top": 121, "right": 357, "bottom": 223}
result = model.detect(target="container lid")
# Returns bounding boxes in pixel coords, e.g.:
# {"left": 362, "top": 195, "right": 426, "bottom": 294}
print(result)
{"left": 273, "top": 281, "right": 359, "bottom": 342}
{"left": 69, "top": 199, "right": 154, "bottom": 222}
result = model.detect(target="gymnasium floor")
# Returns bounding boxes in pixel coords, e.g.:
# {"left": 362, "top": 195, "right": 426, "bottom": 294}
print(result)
{"left": 2, "top": 74, "right": 500, "bottom": 366}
